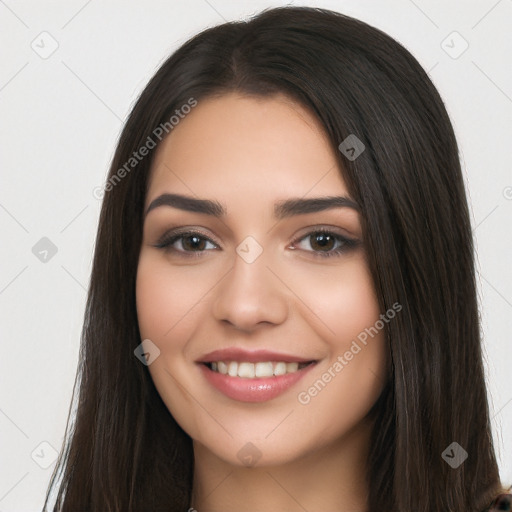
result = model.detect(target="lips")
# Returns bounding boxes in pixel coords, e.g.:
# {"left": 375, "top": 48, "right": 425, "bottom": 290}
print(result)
{"left": 196, "top": 347, "right": 318, "bottom": 402}
{"left": 196, "top": 347, "right": 315, "bottom": 364}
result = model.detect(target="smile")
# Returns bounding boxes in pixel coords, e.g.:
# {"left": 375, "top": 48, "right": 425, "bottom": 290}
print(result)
{"left": 206, "top": 360, "right": 313, "bottom": 378}
{"left": 199, "top": 360, "right": 317, "bottom": 402}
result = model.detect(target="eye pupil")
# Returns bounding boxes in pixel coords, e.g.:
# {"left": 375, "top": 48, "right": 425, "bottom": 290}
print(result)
{"left": 183, "top": 235, "right": 206, "bottom": 251}
{"left": 311, "top": 233, "right": 335, "bottom": 251}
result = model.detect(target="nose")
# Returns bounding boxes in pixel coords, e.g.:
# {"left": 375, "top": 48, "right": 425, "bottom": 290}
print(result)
{"left": 211, "top": 247, "right": 289, "bottom": 332}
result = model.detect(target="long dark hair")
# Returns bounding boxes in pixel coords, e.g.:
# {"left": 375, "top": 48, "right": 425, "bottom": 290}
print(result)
{"left": 43, "top": 6, "right": 508, "bottom": 511}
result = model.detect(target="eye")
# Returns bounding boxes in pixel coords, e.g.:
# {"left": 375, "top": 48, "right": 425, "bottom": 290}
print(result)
{"left": 153, "top": 229, "right": 218, "bottom": 257}
{"left": 290, "top": 228, "right": 360, "bottom": 258}
{"left": 153, "top": 227, "right": 360, "bottom": 259}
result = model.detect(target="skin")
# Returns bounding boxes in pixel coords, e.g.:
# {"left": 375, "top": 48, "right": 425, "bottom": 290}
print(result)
{"left": 136, "top": 92, "right": 389, "bottom": 512}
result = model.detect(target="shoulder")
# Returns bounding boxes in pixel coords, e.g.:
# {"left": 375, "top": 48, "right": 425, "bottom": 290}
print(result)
{"left": 485, "top": 492, "right": 512, "bottom": 511}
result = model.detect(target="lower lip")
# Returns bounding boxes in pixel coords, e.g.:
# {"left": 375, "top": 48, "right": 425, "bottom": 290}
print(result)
{"left": 198, "top": 362, "right": 317, "bottom": 402}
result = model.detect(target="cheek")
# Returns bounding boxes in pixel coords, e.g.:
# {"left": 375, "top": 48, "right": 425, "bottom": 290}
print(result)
{"left": 290, "top": 254, "right": 382, "bottom": 346}
{"left": 135, "top": 255, "right": 205, "bottom": 429}
{"left": 135, "top": 255, "right": 205, "bottom": 344}
{"left": 136, "top": 261, "right": 171, "bottom": 342}
{"left": 334, "top": 265, "right": 381, "bottom": 342}
{"left": 290, "top": 255, "right": 388, "bottom": 421}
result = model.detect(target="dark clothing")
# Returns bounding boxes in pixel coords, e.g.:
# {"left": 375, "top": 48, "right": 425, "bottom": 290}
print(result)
{"left": 486, "top": 492, "right": 512, "bottom": 511}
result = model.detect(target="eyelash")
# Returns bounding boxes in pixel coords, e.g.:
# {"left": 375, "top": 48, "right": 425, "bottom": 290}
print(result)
{"left": 153, "top": 227, "right": 360, "bottom": 259}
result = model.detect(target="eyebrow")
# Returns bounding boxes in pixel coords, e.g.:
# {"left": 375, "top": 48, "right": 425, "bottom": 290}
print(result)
{"left": 145, "top": 193, "right": 360, "bottom": 220}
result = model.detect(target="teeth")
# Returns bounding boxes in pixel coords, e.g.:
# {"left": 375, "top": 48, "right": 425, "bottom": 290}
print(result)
{"left": 274, "top": 362, "right": 287, "bottom": 376}
{"left": 227, "top": 361, "right": 238, "bottom": 377}
{"left": 238, "top": 362, "right": 255, "bottom": 378}
{"left": 255, "top": 362, "right": 273, "bottom": 378}
{"left": 208, "top": 360, "right": 310, "bottom": 378}
{"left": 286, "top": 362, "right": 299, "bottom": 373}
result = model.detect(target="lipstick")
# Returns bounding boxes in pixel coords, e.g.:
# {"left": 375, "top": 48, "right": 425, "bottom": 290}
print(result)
{"left": 198, "top": 363, "right": 316, "bottom": 402}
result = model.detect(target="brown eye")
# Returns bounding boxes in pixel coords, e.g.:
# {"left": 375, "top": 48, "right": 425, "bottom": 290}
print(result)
{"left": 308, "top": 232, "right": 336, "bottom": 252}
{"left": 181, "top": 234, "right": 208, "bottom": 251}
{"left": 154, "top": 230, "right": 218, "bottom": 256}
{"left": 291, "top": 228, "right": 360, "bottom": 259}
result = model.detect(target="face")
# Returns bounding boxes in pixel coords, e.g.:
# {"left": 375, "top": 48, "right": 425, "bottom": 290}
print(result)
{"left": 136, "top": 92, "right": 389, "bottom": 467}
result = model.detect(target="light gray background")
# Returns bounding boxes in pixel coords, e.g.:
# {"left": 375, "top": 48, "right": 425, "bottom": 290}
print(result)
{"left": 1, "top": 0, "right": 511, "bottom": 510}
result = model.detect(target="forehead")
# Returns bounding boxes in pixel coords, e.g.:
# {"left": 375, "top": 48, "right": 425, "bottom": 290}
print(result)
{"left": 146, "top": 93, "right": 350, "bottom": 208}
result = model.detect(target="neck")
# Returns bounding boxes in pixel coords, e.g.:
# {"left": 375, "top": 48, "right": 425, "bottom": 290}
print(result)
{"left": 190, "top": 419, "right": 372, "bottom": 512}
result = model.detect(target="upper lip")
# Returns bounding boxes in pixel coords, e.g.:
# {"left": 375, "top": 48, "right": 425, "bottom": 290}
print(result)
{"left": 196, "top": 348, "right": 316, "bottom": 364}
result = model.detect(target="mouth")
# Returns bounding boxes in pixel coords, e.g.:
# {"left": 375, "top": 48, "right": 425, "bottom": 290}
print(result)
{"left": 197, "top": 359, "right": 318, "bottom": 402}
{"left": 202, "top": 360, "right": 315, "bottom": 379}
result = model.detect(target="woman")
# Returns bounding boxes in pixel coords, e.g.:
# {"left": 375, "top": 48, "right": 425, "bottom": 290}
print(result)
{"left": 43, "top": 6, "right": 511, "bottom": 511}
